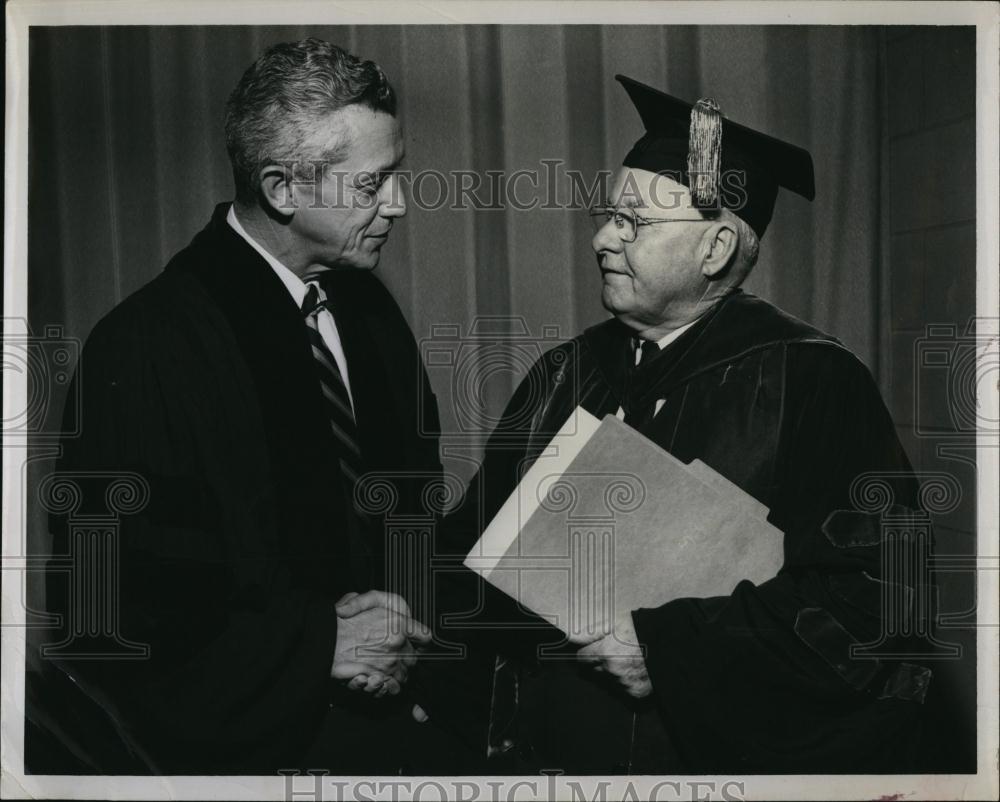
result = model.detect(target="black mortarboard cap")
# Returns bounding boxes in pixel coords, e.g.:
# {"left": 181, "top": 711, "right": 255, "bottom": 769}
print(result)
{"left": 617, "top": 74, "right": 815, "bottom": 238}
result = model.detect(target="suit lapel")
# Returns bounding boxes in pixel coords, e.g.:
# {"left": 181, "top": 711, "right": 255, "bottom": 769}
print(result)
{"left": 166, "top": 205, "right": 347, "bottom": 564}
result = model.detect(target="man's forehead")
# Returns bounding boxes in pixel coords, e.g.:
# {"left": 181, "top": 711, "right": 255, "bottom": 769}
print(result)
{"left": 610, "top": 167, "right": 692, "bottom": 213}
{"left": 307, "top": 106, "right": 403, "bottom": 168}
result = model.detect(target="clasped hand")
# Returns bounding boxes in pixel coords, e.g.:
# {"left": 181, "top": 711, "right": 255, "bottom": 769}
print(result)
{"left": 569, "top": 613, "right": 653, "bottom": 699}
{"left": 331, "top": 590, "right": 431, "bottom": 698}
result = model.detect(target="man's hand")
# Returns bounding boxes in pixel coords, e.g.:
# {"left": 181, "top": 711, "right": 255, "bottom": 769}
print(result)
{"left": 570, "top": 614, "right": 653, "bottom": 699}
{"left": 331, "top": 590, "right": 432, "bottom": 698}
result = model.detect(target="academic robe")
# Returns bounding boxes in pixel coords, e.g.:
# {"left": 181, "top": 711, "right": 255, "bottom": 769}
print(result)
{"left": 428, "top": 289, "right": 938, "bottom": 774}
{"left": 29, "top": 203, "right": 451, "bottom": 774}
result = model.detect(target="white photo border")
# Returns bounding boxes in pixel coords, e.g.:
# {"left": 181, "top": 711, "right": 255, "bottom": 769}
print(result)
{"left": 3, "top": 2, "right": 998, "bottom": 800}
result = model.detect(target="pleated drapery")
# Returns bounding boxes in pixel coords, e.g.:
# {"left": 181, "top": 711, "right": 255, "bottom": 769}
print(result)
{"left": 28, "top": 25, "right": 884, "bottom": 475}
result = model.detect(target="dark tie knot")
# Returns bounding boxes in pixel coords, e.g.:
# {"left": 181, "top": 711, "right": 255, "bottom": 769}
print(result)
{"left": 301, "top": 282, "right": 328, "bottom": 318}
{"left": 636, "top": 339, "right": 659, "bottom": 368}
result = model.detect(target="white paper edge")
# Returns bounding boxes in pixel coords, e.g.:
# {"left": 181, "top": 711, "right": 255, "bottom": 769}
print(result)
{"left": 463, "top": 407, "right": 600, "bottom": 576}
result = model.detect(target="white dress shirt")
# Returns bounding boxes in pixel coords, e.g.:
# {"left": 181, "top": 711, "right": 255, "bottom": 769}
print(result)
{"left": 615, "top": 318, "right": 699, "bottom": 421}
{"left": 226, "top": 205, "right": 355, "bottom": 412}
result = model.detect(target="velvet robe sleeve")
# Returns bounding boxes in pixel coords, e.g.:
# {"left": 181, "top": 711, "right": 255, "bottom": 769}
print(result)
{"left": 631, "top": 343, "right": 928, "bottom": 773}
{"left": 47, "top": 293, "right": 341, "bottom": 773}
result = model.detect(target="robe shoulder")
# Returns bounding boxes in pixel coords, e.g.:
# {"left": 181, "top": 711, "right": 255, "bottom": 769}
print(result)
{"left": 84, "top": 269, "right": 218, "bottom": 358}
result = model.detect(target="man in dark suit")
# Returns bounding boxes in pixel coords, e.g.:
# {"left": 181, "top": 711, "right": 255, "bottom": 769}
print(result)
{"left": 30, "top": 38, "right": 444, "bottom": 775}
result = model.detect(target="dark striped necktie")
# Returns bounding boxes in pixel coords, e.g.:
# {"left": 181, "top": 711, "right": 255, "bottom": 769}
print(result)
{"left": 301, "top": 280, "right": 364, "bottom": 486}
{"left": 623, "top": 339, "right": 661, "bottom": 428}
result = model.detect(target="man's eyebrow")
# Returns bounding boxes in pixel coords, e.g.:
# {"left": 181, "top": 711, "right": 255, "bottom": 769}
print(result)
{"left": 356, "top": 155, "right": 406, "bottom": 186}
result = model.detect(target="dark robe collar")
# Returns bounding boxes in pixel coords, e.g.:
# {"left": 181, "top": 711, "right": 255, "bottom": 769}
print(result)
{"left": 582, "top": 289, "right": 841, "bottom": 410}
{"left": 163, "top": 203, "right": 343, "bottom": 482}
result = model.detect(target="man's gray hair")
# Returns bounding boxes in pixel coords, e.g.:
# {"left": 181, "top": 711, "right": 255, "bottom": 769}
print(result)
{"left": 225, "top": 38, "right": 396, "bottom": 203}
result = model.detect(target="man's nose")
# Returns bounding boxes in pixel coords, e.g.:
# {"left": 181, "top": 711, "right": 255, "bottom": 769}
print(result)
{"left": 591, "top": 219, "right": 622, "bottom": 255}
{"left": 379, "top": 174, "right": 407, "bottom": 218}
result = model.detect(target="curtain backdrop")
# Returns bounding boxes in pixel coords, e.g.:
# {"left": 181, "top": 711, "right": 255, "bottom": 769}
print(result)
{"left": 27, "top": 25, "right": 883, "bottom": 481}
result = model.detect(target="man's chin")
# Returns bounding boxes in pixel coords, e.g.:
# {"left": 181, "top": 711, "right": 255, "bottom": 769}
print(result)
{"left": 329, "top": 252, "right": 382, "bottom": 272}
{"left": 601, "top": 287, "right": 628, "bottom": 316}
{"left": 352, "top": 239, "right": 389, "bottom": 270}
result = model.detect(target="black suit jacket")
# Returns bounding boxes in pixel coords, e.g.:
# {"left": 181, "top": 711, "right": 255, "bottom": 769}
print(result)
{"left": 31, "top": 203, "right": 444, "bottom": 773}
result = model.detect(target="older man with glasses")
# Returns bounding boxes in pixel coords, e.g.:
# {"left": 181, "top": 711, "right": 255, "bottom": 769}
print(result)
{"left": 421, "top": 75, "right": 936, "bottom": 775}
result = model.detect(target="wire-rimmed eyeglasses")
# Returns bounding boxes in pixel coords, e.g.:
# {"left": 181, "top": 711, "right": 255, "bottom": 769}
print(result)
{"left": 588, "top": 206, "right": 713, "bottom": 243}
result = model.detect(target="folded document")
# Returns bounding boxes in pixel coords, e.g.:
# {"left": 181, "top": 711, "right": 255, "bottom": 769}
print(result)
{"left": 464, "top": 407, "right": 784, "bottom": 638}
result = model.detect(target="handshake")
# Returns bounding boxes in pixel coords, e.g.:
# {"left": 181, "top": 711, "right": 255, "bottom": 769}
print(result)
{"left": 330, "top": 590, "right": 431, "bottom": 704}
{"left": 330, "top": 589, "right": 653, "bottom": 708}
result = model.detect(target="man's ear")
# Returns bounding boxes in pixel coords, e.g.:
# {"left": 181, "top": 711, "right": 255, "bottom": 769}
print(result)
{"left": 699, "top": 220, "right": 739, "bottom": 279}
{"left": 258, "top": 164, "right": 298, "bottom": 216}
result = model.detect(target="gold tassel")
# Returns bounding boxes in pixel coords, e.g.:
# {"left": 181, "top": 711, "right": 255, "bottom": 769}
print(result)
{"left": 687, "top": 97, "right": 723, "bottom": 208}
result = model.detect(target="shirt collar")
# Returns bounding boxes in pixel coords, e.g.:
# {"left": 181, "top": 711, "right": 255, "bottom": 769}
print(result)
{"left": 652, "top": 317, "right": 699, "bottom": 350}
{"left": 226, "top": 204, "right": 312, "bottom": 308}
